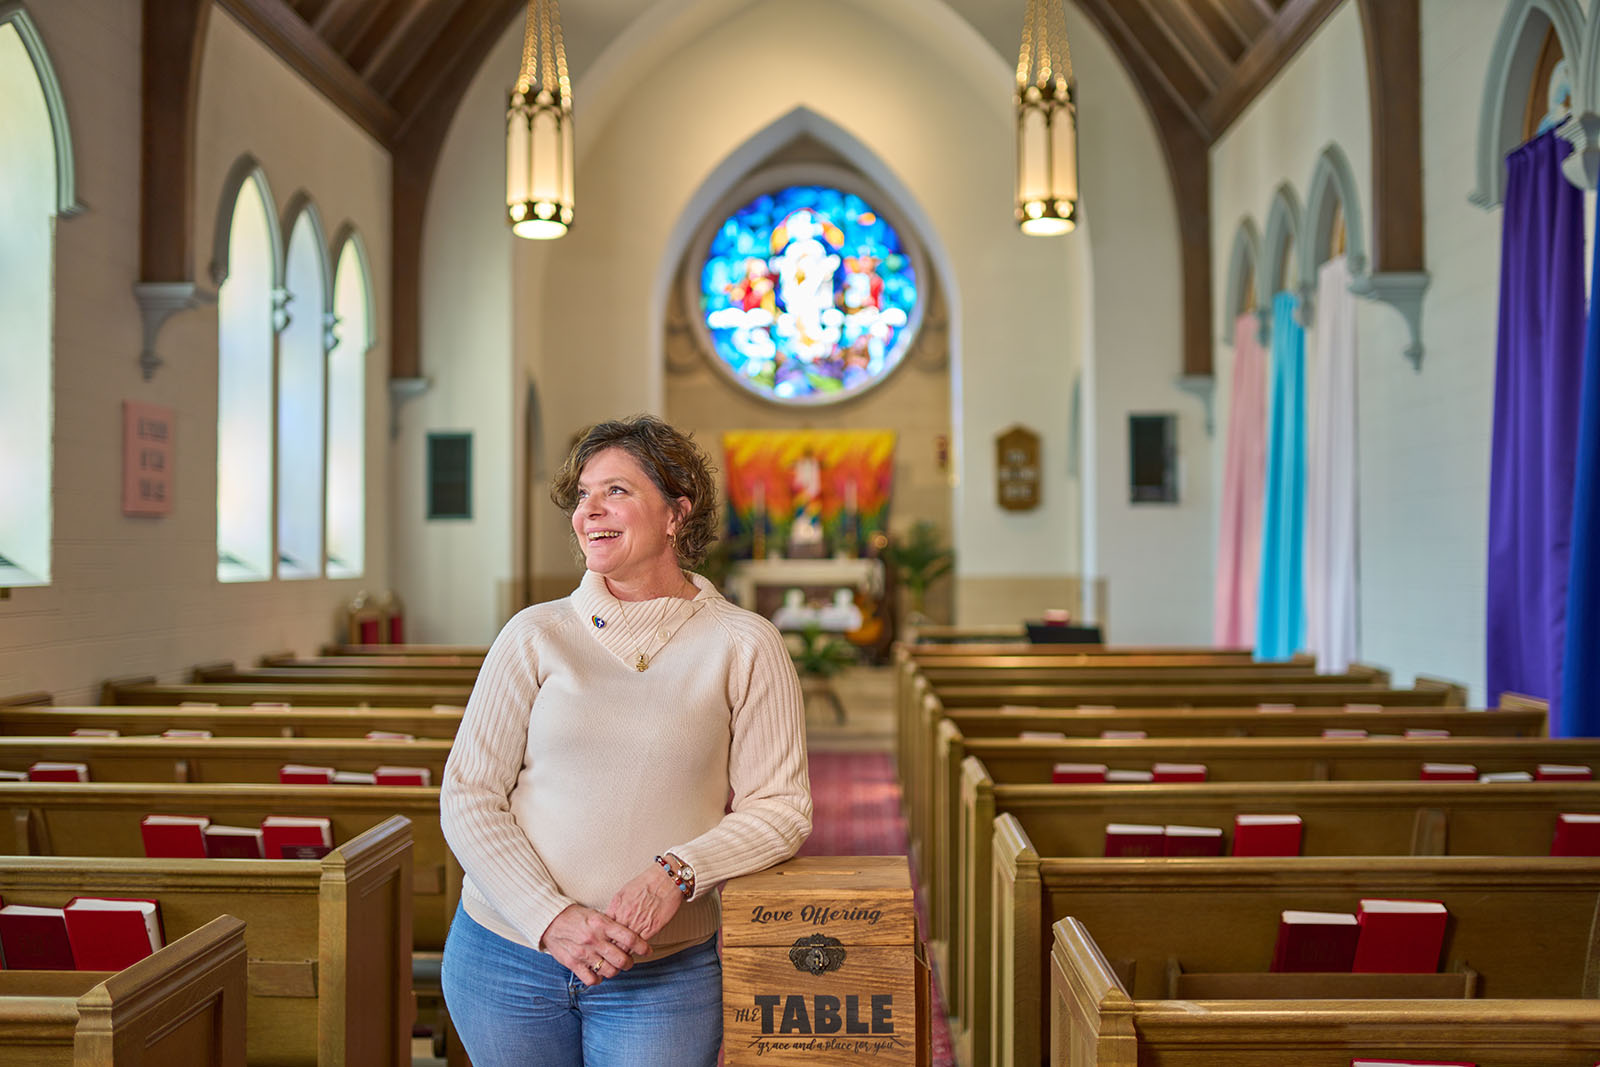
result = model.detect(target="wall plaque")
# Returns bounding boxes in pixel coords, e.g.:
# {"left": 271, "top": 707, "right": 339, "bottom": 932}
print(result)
{"left": 995, "top": 425, "right": 1040, "bottom": 511}
{"left": 122, "top": 401, "right": 174, "bottom": 517}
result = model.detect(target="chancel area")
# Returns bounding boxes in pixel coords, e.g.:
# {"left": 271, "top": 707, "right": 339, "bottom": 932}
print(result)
{"left": 3, "top": 0, "right": 1600, "bottom": 1065}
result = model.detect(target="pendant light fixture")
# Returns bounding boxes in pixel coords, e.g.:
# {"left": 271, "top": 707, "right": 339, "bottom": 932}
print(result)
{"left": 505, "top": 0, "right": 573, "bottom": 240}
{"left": 1015, "top": 0, "right": 1078, "bottom": 236}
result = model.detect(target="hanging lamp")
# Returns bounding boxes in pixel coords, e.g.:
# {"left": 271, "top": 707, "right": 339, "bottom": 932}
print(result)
{"left": 505, "top": 0, "right": 573, "bottom": 239}
{"left": 1015, "top": 0, "right": 1078, "bottom": 236}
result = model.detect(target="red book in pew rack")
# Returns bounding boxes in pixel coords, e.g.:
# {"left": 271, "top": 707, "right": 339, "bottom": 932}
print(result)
{"left": 280, "top": 764, "right": 335, "bottom": 785}
{"left": 140, "top": 814, "right": 211, "bottom": 859}
{"left": 161, "top": 729, "right": 212, "bottom": 739}
{"left": 70, "top": 728, "right": 119, "bottom": 738}
{"left": 261, "top": 816, "right": 333, "bottom": 860}
{"left": 1270, "top": 910, "right": 1358, "bottom": 972}
{"left": 1105, "top": 769, "right": 1154, "bottom": 783}
{"left": 1537, "top": 764, "right": 1594, "bottom": 781}
{"left": 1052, "top": 763, "right": 1107, "bottom": 784}
{"left": 1098, "top": 730, "right": 1147, "bottom": 740}
{"left": 1321, "top": 728, "right": 1368, "bottom": 739}
{"left": 1232, "top": 814, "right": 1304, "bottom": 857}
{"left": 63, "top": 898, "right": 164, "bottom": 971}
{"left": 1152, "top": 762, "right": 1207, "bottom": 783}
{"left": 1019, "top": 731, "right": 1067, "bottom": 741}
{"left": 203, "top": 825, "right": 265, "bottom": 859}
{"left": 1550, "top": 813, "right": 1600, "bottom": 856}
{"left": 1104, "top": 823, "right": 1165, "bottom": 857}
{"left": 1403, "top": 729, "right": 1451, "bottom": 739}
{"left": 28, "top": 762, "right": 88, "bottom": 782}
{"left": 1351, "top": 1060, "right": 1475, "bottom": 1066}
{"left": 0, "top": 904, "right": 75, "bottom": 969}
{"left": 0, "top": 770, "right": 25, "bottom": 782}
{"left": 1162, "top": 825, "right": 1223, "bottom": 857}
{"left": 1351, "top": 899, "right": 1448, "bottom": 973}
{"left": 374, "top": 766, "right": 431, "bottom": 787}
{"left": 364, "top": 731, "right": 416, "bottom": 741}
{"left": 1419, "top": 763, "right": 1477, "bottom": 782}
{"left": 332, "top": 770, "right": 377, "bottom": 785}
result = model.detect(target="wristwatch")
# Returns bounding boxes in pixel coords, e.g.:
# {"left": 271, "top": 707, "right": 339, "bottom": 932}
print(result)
{"left": 662, "top": 853, "right": 695, "bottom": 895}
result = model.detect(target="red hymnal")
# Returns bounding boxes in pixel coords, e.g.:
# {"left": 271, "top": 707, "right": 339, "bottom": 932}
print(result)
{"left": 1098, "top": 730, "right": 1147, "bottom": 740}
{"left": 261, "top": 816, "right": 333, "bottom": 860}
{"left": 1152, "top": 762, "right": 1207, "bottom": 783}
{"left": 1351, "top": 899, "right": 1448, "bottom": 973}
{"left": 161, "top": 729, "right": 212, "bottom": 739}
{"left": 63, "top": 898, "right": 164, "bottom": 971}
{"left": 1478, "top": 770, "right": 1533, "bottom": 783}
{"left": 364, "top": 731, "right": 415, "bottom": 741}
{"left": 280, "top": 764, "right": 335, "bottom": 785}
{"left": 140, "top": 814, "right": 211, "bottom": 858}
{"left": 0, "top": 770, "right": 26, "bottom": 782}
{"left": 1163, "top": 825, "right": 1223, "bottom": 857}
{"left": 1537, "top": 764, "right": 1594, "bottom": 781}
{"left": 70, "top": 728, "right": 119, "bottom": 738}
{"left": 374, "top": 766, "right": 431, "bottom": 787}
{"left": 1019, "top": 731, "right": 1068, "bottom": 741}
{"left": 28, "top": 762, "right": 88, "bottom": 782}
{"left": 1321, "top": 728, "right": 1368, "bottom": 739}
{"left": 1232, "top": 814, "right": 1304, "bottom": 857}
{"left": 1403, "top": 729, "right": 1451, "bottom": 739}
{"left": 203, "top": 825, "right": 265, "bottom": 859}
{"left": 1052, "top": 763, "right": 1107, "bottom": 784}
{"left": 1351, "top": 1061, "right": 1476, "bottom": 1066}
{"left": 0, "top": 905, "right": 75, "bottom": 969}
{"left": 1419, "top": 763, "right": 1477, "bottom": 782}
{"left": 1550, "top": 813, "right": 1600, "bottom": 856}
{"left": 1105, "top": 769, "right": 1154, "bottom": 783}
{"left": 1104, "top": 823, "right": 1165, "bottom": 857}
{"left": 333, "top": 770, "right": 377, "bottom": 785}
{"left": 1270, "top": 910, "right": 1358, "bottom": 972}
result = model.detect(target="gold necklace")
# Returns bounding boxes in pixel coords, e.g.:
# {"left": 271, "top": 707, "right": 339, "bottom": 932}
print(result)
{"left": 613, "top": 587, "right": 704, "bottom": 671}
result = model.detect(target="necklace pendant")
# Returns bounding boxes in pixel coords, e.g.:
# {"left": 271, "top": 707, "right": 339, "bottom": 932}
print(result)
{"left": 635, "top": 654, "right": 649, "bottom": 672}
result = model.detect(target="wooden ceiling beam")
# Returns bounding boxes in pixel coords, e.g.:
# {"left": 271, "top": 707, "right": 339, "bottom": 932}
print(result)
{"left": 1356, "top": 0, "right": 1422, "bottom": 272}
{"left": 140, "top": 0, "right": 210, "bottom": 283}
{"left": 363, "top": 0, "right": 466, "bottom": 99}
{"left": 1198, "top": 0, "right": 1343, "bottom": 137}
{"left": 311, "top": 0, "right": 380, "bottom": 52}
{"left": 1188, "top": 0, "right": 1251, "bottom": 60}
{"left": 1142, "top": 0, "right": 1237, "bottom": 85}
{"left": 389, "top": 0, "right": 525, "bottom": 380}
{"left": 1070, "top": 0, "right": 1210, "bottom": 133}
{"left": 215, "top": 0, "right": 398, "bottom": 143}
{"left": 1072, "top": 0, "right": 1214, "bottom": 378}
{"left": 343, "top": 0, "right": 417, "bottom": 72}
{"left": 1207, "top": 0, "right": 1272, "bottom": 42}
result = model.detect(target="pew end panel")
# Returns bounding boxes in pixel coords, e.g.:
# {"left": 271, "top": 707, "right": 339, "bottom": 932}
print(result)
{"left": 1048, "top": 918, "right": 1138, "bottom": 1067}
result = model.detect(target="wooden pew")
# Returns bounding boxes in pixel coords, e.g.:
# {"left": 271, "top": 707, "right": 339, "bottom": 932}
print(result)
{"left": 1049, "top": 916, "right": 1600, "bottom": 1067}
{"left": 934, "top": 679, "right": 1463, "bottom": 709}
{"left": 0, "top": 783, "right": 455, "bottom": 955}
{"left": 0, "top": 818, "right": 412, "bottom": 1066}
{"left": 101, "top": 678, "right": 472, "bottom": 709}
{"left": 948, "top": 750, "right": 1600, "bottom": 1052}
{"left": 323, "top": 644, "right": 486, "bottom": 659}
{"left": 193, "top": 662, "right": 479, "bottom": 687}
{"left": 0, "top": 736, "right": 450, "bottom": 786}
{"left": 0, "top": 691, "right": 53, "bottom": 707}
{"left": 260, "top": 653, "right": 482, "bottom": 670}
{"left": 917, "top": 661, "right": 1377, "bottom": 687}
{"left": 0, "top": 705, "right": 464, "bottom": 740}
{"left": 0, "top": 915, "right": 248, "bottom": 1067}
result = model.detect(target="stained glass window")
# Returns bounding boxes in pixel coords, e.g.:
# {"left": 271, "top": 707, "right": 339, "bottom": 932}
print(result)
{"left": 699, "top": 184, "right": 919, "bottom": 404}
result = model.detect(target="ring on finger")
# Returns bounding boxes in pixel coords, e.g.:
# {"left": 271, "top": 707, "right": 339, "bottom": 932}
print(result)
{"left": 591, "top": 960, "right": 604, "bottom": 974}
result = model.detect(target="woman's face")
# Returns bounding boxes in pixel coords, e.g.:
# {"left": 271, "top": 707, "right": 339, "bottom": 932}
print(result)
{"left": 571, "top": 447, "right": 688, "bottom": 589}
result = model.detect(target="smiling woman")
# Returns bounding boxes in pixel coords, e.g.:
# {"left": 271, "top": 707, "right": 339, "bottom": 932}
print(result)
{"left": 440, "top": 414, "right": 813, "bottom": 1067}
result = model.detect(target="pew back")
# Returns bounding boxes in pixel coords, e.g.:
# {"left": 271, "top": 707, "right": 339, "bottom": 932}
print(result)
{"left": 0, "top": 706, "right": 464, "bottom": 740}
{"left": 0, "top": 736, "right": 450, "bottom": 786}
{"left": 101, "top": 679, "right": 472, "bottom": 708}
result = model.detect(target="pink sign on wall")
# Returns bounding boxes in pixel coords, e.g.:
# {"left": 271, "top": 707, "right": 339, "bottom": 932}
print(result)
{"left": 123, "top": 401, "right": 174, "bottom": 517}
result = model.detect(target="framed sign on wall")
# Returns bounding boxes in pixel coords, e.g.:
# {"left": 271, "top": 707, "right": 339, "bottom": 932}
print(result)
{"left": 996, "top": 425, "right": 1040, "bottom": 511}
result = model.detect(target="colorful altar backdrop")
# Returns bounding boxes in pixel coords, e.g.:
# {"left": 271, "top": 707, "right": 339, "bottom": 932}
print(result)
{"left": 722, "top": 430, "right": 896, "bottom": 555}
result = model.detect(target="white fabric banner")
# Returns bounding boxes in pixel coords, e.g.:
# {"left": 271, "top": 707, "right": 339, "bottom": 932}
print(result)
{"left": 1304, "top": 256, "right": 1359, "bottom": 673}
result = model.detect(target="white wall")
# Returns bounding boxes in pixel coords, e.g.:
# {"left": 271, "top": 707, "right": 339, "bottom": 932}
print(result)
{"left": 1207, "top": 0, "right": 1509, "bottom": 700}
{"left": 0, "top": 3, "right": 392, "bottom": 702}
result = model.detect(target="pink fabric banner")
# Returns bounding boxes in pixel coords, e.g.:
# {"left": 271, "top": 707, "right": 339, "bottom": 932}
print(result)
{"left": 1214, "top": 314, "right": 1269, "bottom": 647}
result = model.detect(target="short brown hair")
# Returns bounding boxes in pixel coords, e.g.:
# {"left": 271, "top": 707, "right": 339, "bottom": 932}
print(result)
{"left": 550, "top": 415, "right": 720, "bottom": 568}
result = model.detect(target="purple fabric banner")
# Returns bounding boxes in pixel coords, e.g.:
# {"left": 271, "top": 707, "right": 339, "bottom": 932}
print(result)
{"left": 1487, "top": 131, "right": 1586, "bottom": 724}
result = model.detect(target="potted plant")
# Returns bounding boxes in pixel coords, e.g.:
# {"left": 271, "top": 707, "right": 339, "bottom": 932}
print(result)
{"left": 789, "top": 624, "right": 856, "bottom": 722}
{"left": 880, "top": 520, "right": 954, "bottom": 622}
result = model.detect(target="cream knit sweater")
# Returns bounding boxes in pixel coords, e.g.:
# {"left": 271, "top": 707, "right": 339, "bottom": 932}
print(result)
{"left": 440, "top": 570, "right": 812, "bottom": 958}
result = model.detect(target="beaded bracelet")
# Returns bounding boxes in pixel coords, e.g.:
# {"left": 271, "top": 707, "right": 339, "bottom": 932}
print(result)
{"left": 655, "top": 854, "right": 692, "bottom": 897}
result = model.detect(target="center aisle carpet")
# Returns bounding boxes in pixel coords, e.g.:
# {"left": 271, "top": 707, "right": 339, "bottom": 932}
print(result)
{"left": 797, "top": 751, "right": 955, "bottom": 1066}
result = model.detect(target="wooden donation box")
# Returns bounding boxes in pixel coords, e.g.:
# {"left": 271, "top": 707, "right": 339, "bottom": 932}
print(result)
{"left": 722, "top": 856, "right": 928, "bottom": 1065}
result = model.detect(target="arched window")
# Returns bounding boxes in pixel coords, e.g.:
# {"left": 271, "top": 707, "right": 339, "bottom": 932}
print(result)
{"left": 277, "top": 200, "right": 329, "bottom": 579}
{"left": 326, "top": 229, "right": 372, "bottom": 579}
{"left": 1471, "top": 0, "right": 1584, "bottom": 208}
{"left": 0, "top": 13, "right": 71, "bottom": 587}
{"left": 216, "top": 167, "right": 279, "bottom": 582}
{"left": 1223, "top": 219, "right": 1262, "bottom": 341}
{"left": 1259, "top": 184, "right": 1302, "bottom": 314}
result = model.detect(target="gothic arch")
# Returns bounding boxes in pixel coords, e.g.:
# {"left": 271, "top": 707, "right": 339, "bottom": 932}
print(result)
{"left": 1471, "top": 0, "right": 1585, "bottom": 208}
{"left": 282, "top": 192, "right": 334, "bottom": 313}
{"left": 209, "top": 155, "right": 283, "bottom": 291}
{"left": 330, "top": 223, "right": 378, "bottom": 353}
{"left": 1259, "top": 183, "right": 1302, "bottom": 315}
{"left": 1222, "top": 218, "right": 1261, "bottom": 344}
{"left": 0, "top": 4, "right": 79, "bottom": 217}
{"left": 1298, "top": 142, "right": 1367, "bottom": 325}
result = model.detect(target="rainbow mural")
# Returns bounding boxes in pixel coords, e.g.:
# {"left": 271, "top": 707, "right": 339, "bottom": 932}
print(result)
{"left": 722, "top": 430, "right": 896, "bottom": 557}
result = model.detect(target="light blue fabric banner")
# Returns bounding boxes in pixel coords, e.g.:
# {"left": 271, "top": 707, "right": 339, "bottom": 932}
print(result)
{"left": 1256, "top": 291, "right": 1307, "bottom": 661}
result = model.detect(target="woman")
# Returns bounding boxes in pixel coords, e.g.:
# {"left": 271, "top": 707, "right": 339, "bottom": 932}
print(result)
{"left": 440, "top": 415, "right": 812, "bottom": 1066}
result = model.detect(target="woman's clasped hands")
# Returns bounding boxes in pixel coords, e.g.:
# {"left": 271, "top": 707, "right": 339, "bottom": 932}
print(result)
{"left": 542, "top": 861, "right": 684, "bottom": 986}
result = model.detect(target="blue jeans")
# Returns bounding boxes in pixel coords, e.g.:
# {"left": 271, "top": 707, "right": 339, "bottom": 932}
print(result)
{"left": 441, "top": 903, "right": 722, "bottom": 1066}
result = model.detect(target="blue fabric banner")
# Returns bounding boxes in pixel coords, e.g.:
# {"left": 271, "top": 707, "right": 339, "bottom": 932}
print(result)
{"left": 1256, "top": 290, "right": 1306, "bottom": 661}
{"left": 1487, "top": 131, "right": 1586, "bottom": 727}
{"left": 1561, "top": 174, "right": 1600, "bottom": 736}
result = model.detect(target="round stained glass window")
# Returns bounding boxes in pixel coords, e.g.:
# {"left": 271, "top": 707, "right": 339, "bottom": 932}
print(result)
{"left": 697, "top": 183, "right": 920, "bottom": 405}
